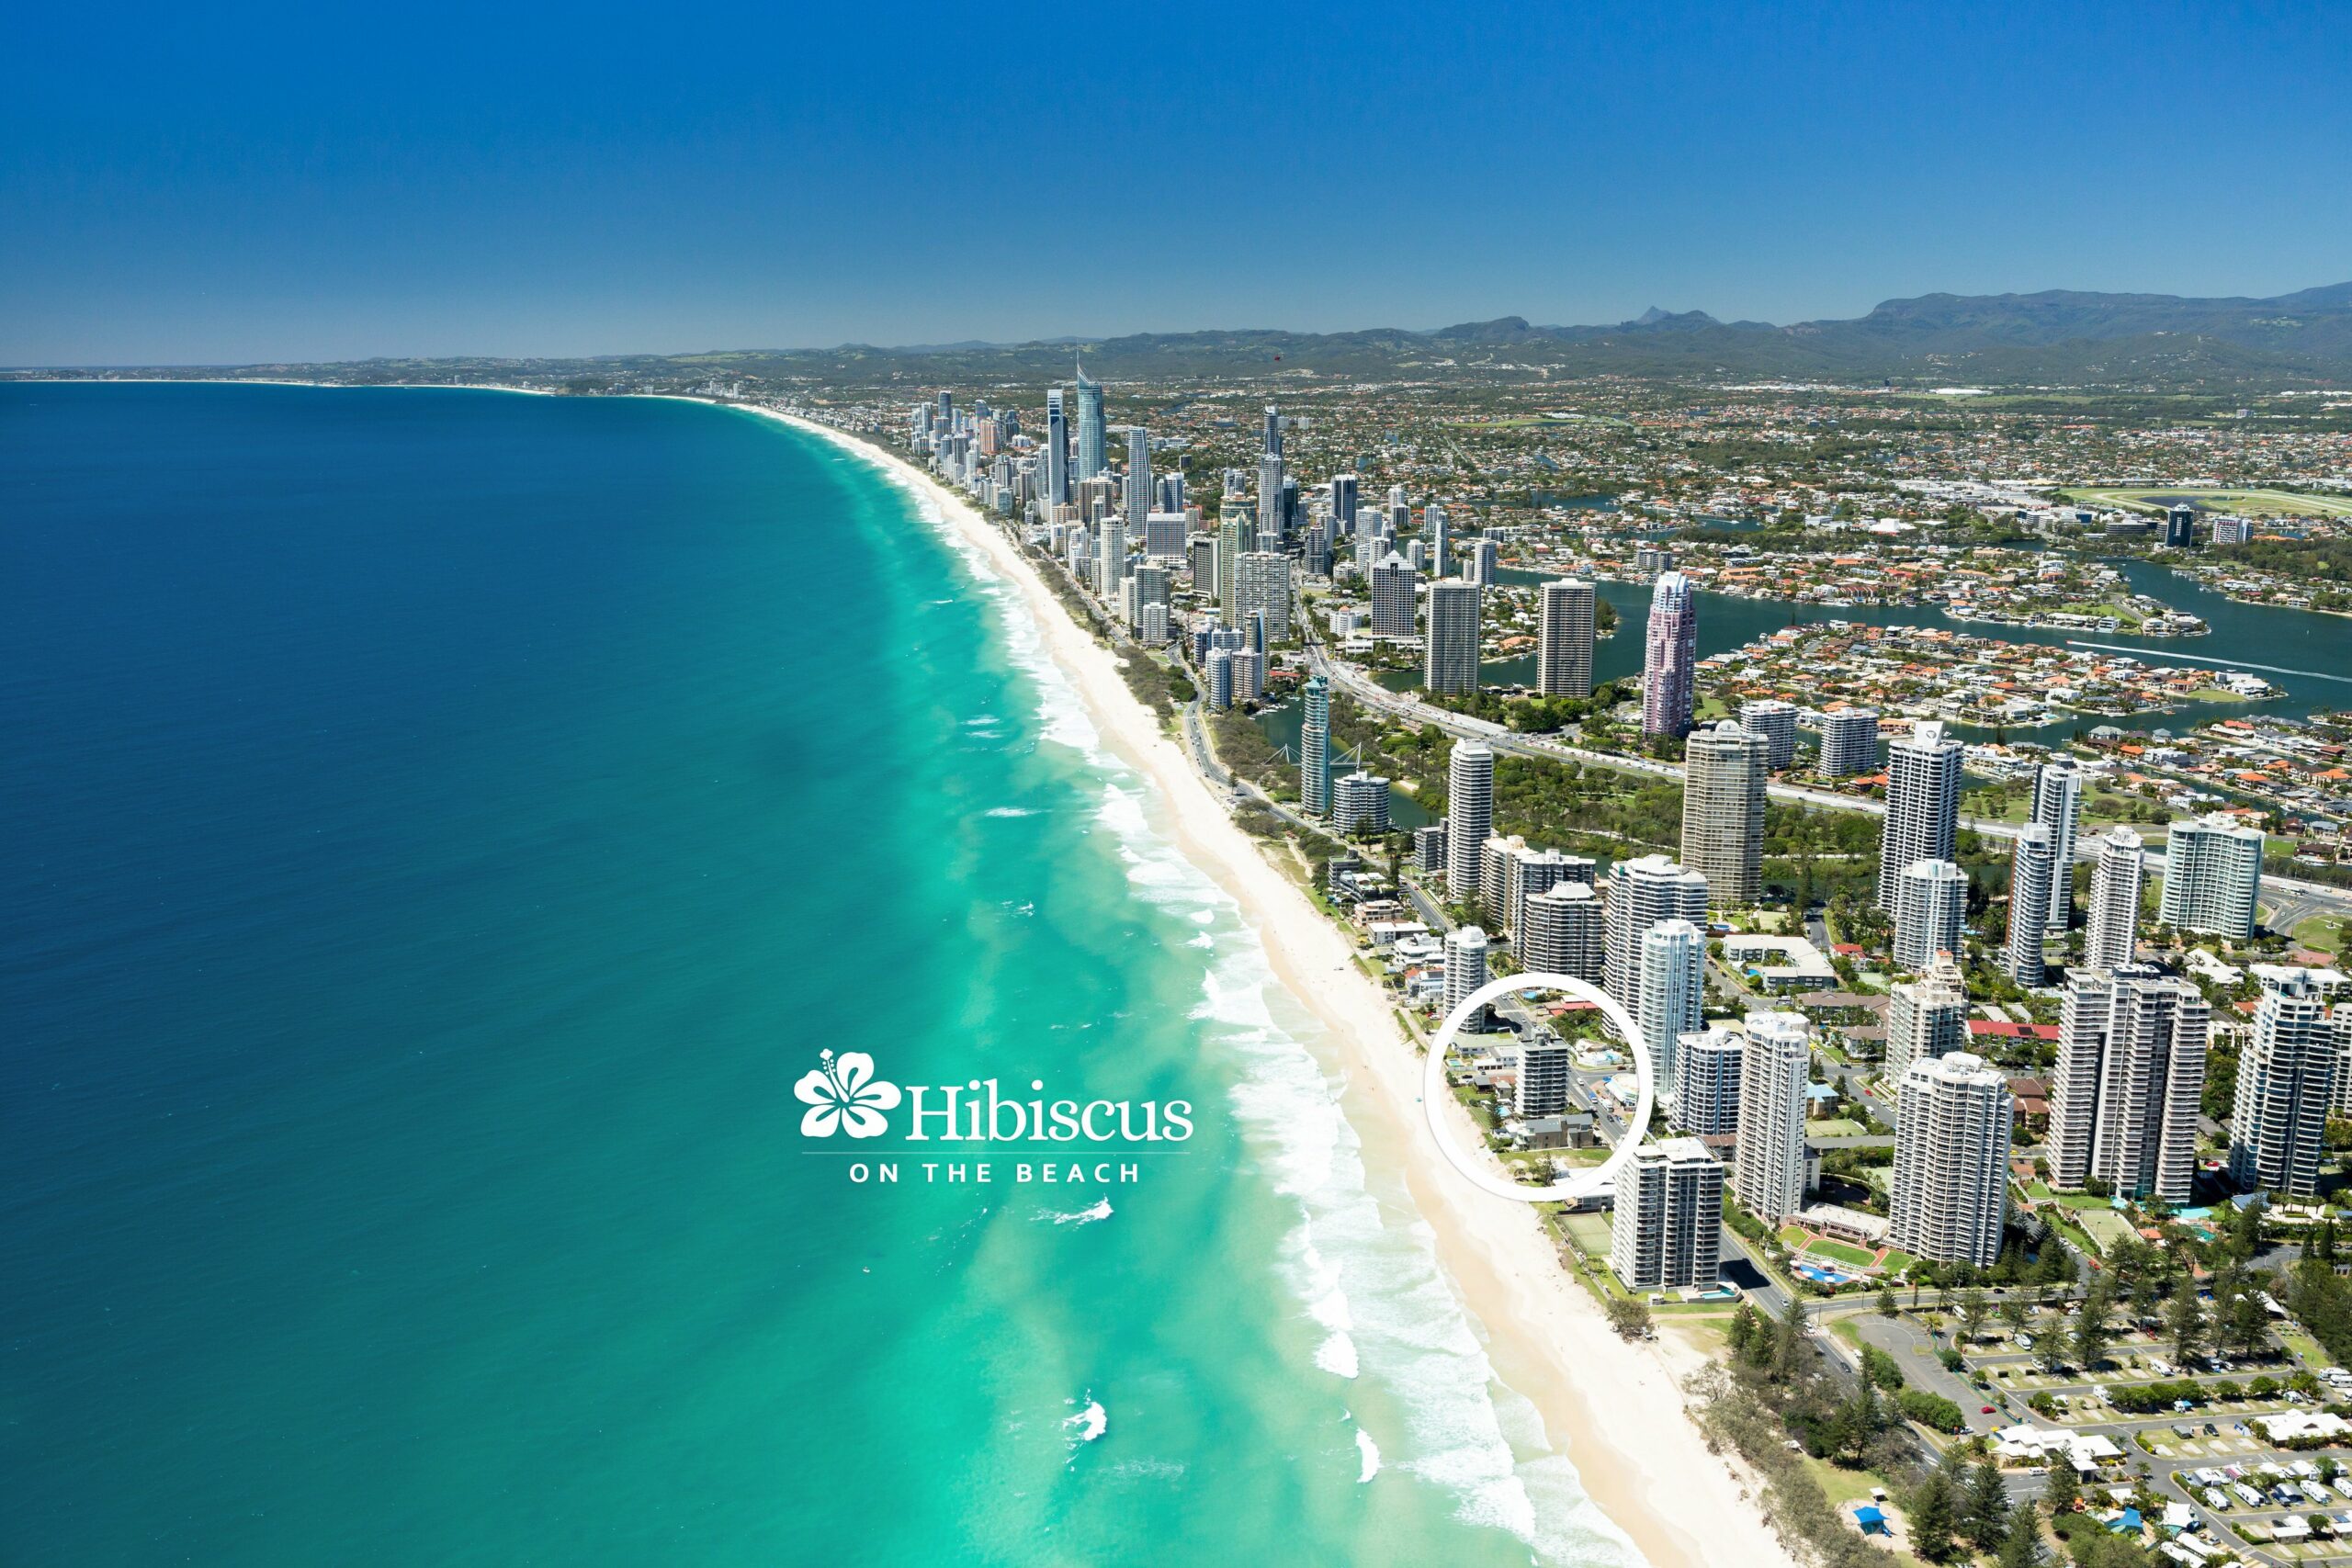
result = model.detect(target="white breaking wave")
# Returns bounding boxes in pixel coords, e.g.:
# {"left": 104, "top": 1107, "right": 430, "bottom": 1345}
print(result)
{"left": 1038, "top": 1196, "right": 1113, "bottom": 1226}
{"left": 808, "top": 419, "right": 1634, "bottom": 1566}
{"left": 1064, "top": 1397, "right": 1108, "bottom": 1445}
{"left": 984, "top": 806, "right": 1037, "bottom": 818}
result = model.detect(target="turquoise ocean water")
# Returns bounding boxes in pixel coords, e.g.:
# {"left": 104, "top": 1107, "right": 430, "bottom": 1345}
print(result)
{"left": 0, "top": 384, "right": 1634, "bottom": 1566}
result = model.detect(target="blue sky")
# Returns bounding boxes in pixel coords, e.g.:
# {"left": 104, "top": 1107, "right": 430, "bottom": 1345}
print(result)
{"left": 7, "top": 0, "right": 2349, "bottom": 364}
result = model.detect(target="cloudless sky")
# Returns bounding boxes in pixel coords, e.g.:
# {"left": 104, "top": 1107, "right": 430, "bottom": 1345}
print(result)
{"left": 6, "top": 0, "right": 2349, "bottom": 364}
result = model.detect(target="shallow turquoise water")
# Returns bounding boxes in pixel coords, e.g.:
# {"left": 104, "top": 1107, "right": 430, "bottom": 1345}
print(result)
{"left": 0, "top": 384, "right": 1631, "bottom": 1566}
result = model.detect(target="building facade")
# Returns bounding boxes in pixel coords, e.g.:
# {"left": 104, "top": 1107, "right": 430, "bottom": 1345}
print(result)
{"left": 1877, "top": 719, "right": 1962, "bottom": 908}
{"left": 1537, "top": 578, "right": 1596, "bottom": 699}
{"left": 1611, "top": 1137, "right": 1724, "bottom": 1291}
{"left": 1732, "top": 1011, "right": 1811, "bottom": 1223}
{"left": 1889, "top": 1052, "right": 2013, "bottom": 1268}
{"left": 1680, "top": 720, "right": 1768, "bottom": 908}
{"left": 2048, "top": 964, "right": 2209, "bottom": 1202}
{"left": 2159, "top": 814, "right": 2265, "bottom": 942}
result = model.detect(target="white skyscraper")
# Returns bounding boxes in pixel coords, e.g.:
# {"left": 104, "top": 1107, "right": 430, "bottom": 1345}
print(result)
{"left": 1444, "top": 740, "right": 1494, "bottom": 905}
{"left": 1092, "top": 518, "right": 1126, "bottom": 598}
{"left": 1332, "top": 771, "right": 1389, "bottom": 836}
{"left": 1893, "top": 858, "right": 1967, "bottom": 971}
{"left": 1732, "top": 1010, "right": 1811, "bottom": 1223}
{"left": 1256, "top": 453, "right": 1285, "bottom": 540}
{"left": 1369, "top": 553, "right": 1417, "bottom": 639}
{"left": 2160, "top": 814, "right": 2266, "bottom": 941}
{"left": 2048, "top": 964, "right": 2208, "bottom": 1202}
{"left": 2231, "top": 969, "right": 2333, "bottom": 1197}
{"left": 1611, "top": 1137, "right": 1724, "bottom": 1291}
{"left": 1890, "top": 1052, "right": 2013, "bottom": 1268}
{"left": 1680, "top": 720, "right": 1768, "bottom": 908}
{"left": 1637, "top": 919, "right": 1707, "bottom": 1089}
{"left": 1422, "top": 579, "right": 1482, "bottom": 695}
{"left": 1884, "top": 953, "right": 1969, "bottom": 1084}
{"left": 1443, "top": 925, "right": 1491, "bottom": 1024}
{"left": 1045, "top": 387, "right": 1070, "bottom": 508}
{"left": 1299, "top": 675, "right": 1331, "bottom": 819}
{"left": 2030, "top": 757, "right": 2085, "bottom": 931}
{"left": 1738, "top": 699, "right": 1799, "bottom": 772}
{"left": 2007, "top": 824, "right": 2057, "bottom": 985}
{"left": 1816, "top": 707, "right": 1881, "bottom": 778}
{"left": 1520, "top": 881, "right": 1606, "bottom": 982}
{"left": 1877, "top": 720, "right": 1962, "bottom": 908}
{"left": 2084, "top": 826, "right": 2145, "bottom": 972}
{"left": 1125, "top": 425, "right": 1151, "bottom": 529}
{"left": 1074, "top": 368, "right": 1105, "bottom": 480}
{"left": 1537, "top": 578, "right": 1596, "bottom": 699}
{"left": 1603, "top": 854, "right": 1709, "bottom": 1010}
{"left": 1673, "top": 1025, "right": 1744, "bottom": 1135}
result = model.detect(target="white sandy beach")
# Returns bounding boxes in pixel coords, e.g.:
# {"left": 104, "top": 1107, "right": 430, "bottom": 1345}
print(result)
{"left": 741, "top": 400, "right": 1802, "bottom": 1568}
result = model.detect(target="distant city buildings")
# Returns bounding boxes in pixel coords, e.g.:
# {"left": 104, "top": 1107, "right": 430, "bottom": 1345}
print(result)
{"left": 1679, "top": 720, "right": 1768, "bottom": 907}
{"left": 2049, "top": 963, "right": 2208, "bottom": 1202}
{"left": 2159, "top": 813, "right": 2266, "bottom": 941}
{"left": 1641, "top": 570, "right": 1699, "bottom": 738}
{"left": 1537, "top": 578, "right": 1596, "bottom": 699}
{"left": 1889, "top": 1052, "right": 2012, "bottom": 1268}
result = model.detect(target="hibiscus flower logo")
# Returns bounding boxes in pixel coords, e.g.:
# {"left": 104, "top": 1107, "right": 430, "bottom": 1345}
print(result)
{"left": 795, "top": 1049, "right": 901, "bottom": 1139}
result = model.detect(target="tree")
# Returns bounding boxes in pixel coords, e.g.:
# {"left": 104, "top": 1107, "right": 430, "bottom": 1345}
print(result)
{"left": 2074, "top": 1282, "right": 2113, "bottom": 1370}
{"left": 1878, "top": 1285, "right": 1900, "bottom": 1318}
{"left": 1605, "top": 1294, "right": 1652, "bottom": 1339}
{"left": 1771, "top": 1295, "right": 1808, "bottom": 1383}
{"left": 2044, "top": 1458, "right": 2080, "bottom": 1515}
{"left": 2228, "top": 1199, "right": 2266, "bottom": 1263}
{"left": 1997, "top": 1505, "right": 2052, "bottom": 1568}
{"left": 2169, "top": 1278, "right": 2205, "bottom": 1366}
{"left": 2001, "top": 1294, "right": 2032, "bottom": 1337}
{"left": 1969, "top": 1456, "right": 2012, "bottom": 1551}
{"left": 1958, "top": 1287, "right": 1991, "bottom": 1348}
{"left": 2224, "top": 1284, "right": 2271, "bottom": 1358}
{"left": 1726, "top": 1301, "right": 1759, "bottom": 1361}
{"left": 1909, "top": 1464, "right": 1961, "bottom": 1563}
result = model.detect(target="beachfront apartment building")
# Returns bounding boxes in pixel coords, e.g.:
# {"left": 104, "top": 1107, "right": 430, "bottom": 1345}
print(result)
{"left": 1602, "top": 854, "right": 1709, "bottom": 1012}
{"left": 1520, "top": 881, "right": 1606, "bottom": 982}
{"left": 1672, "top": 1026, "right": 1744, "bottom": 1136}
{"left": 1732, "top": 1011, "right": 1811, "bottom": 1224}
{"left": 1679, "top": 720, "right": 1768, "bottom": 908}
{"left": 1892, "top": 858, "right": 1966, "bottom": 972}
{"left": 1611, "top": 1136, "right": 1724, "bottom": 1292}
{"left": 1877, "top": 719, "right": 1962, "bottom": 908}
{"left": 1332, "top": 771, "right": 1389, "bottom": 837}
{"left": 1445, "top": 740, "right": 1494, "bottom": 905}
{"left": 1637, "top": 920, "right": 1706, "bottom": 1089}
{"left": 1884, "top": 954, "right": 1969, "bottom": 1084}
{"left": 2231, "top": 969, "right": 2334, "bottom": 1198}
{"left": 1889, "top": 1052, "right": 2013, "bottom": 1268}
{"left": 1299, "top": 676, "right": 1331, "bottom": 819}
{"left": 1537, "top": 578, "right": 1596, "bottom": 699}
{"left": 2084, "top": 827, "right": 2146, "bottom": 972}
{"left": 2007, "top": 825, "right": 2057, "bottom": 986}
{"left": 2160, "top": 813, "right": 2266, "bottom": 942}
{"left": 2030, "top": 756, "right": 2085, "bottom": 931}
{"left": 2048, "top": 964, "right": 2209, "bottom": 1202}
{"left": 1442, "top": 925, "right": 1491, "bottom": 1027}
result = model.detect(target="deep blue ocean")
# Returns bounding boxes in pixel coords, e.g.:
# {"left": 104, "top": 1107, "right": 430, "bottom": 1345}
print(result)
{"left": 0, "top": 384, "right": 1632, "bottom": 1566}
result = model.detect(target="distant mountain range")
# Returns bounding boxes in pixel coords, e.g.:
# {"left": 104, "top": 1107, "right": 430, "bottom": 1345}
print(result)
{"left": 743, "top": 281, "right": 2352, "bottom": 387}
{"left": 20, "top": 282, "right": 2352, "bottom": 389}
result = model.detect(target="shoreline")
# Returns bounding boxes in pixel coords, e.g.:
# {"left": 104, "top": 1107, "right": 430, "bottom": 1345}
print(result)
{"left": 724, "top": 399, "right": 1800, "bottom": 1568}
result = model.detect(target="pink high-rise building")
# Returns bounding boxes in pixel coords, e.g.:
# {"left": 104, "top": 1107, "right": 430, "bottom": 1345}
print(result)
{"left": 1642, "top": 570, "right": 1698, "bottom": 738}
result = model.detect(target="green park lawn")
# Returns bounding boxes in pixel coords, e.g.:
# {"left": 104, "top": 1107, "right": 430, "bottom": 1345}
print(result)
{"left": 2059, "top": 486, "right": 2352, "bottom": 519}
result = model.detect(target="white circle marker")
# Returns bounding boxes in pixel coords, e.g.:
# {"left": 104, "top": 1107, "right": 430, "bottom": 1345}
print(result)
{"left": 1420, "top": 971, "right": 1654, "bottom": 1203}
